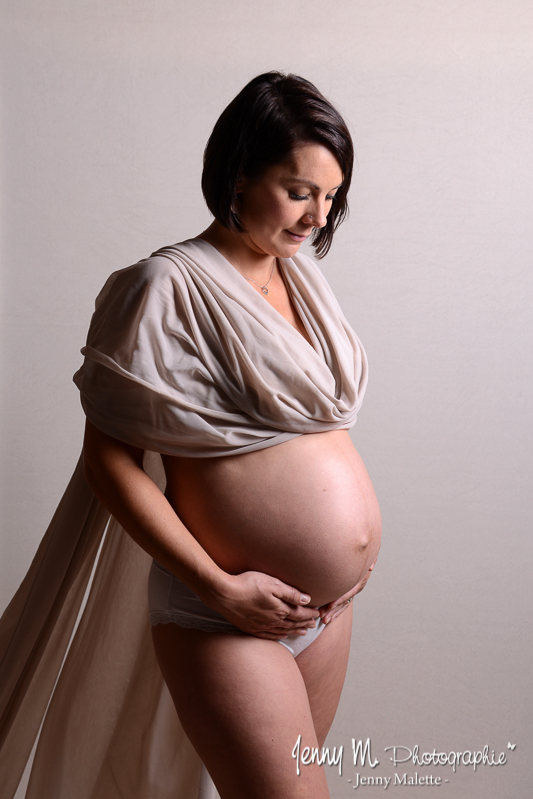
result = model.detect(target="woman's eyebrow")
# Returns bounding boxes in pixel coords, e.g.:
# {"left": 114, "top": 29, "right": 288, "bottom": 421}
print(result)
{"left": 287, "top": 177, "right": 342, "bottom": 191}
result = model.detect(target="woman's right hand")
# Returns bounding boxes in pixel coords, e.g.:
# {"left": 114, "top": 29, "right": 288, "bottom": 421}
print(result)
{"left": 206, "top": 570, "right": 320, "bottom": 639}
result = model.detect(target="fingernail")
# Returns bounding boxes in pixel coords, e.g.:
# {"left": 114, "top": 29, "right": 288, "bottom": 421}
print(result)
{"left": 300, "top": 594, "right": 311, "bottom": 604}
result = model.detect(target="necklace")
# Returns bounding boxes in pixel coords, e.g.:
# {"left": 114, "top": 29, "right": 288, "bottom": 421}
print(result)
{"left": 244, "top": 260, "right": 276, "bottom": 295}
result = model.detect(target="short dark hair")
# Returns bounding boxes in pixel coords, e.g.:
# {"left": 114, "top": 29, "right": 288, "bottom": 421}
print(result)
{"left": 201, "top": 72, "right": 354, "bottom": 257}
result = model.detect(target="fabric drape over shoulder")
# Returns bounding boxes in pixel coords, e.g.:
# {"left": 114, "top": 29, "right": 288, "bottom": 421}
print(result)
{"left": 74, "top": 238, "right": 367, "bottom": 455}
{"left": 0, "top": 239, "right": 367, "bottom": 799}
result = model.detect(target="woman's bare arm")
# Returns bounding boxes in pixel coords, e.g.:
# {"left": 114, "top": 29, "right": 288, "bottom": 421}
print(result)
{"left": 83, "top": 420, "right": 319, "bottom": 638}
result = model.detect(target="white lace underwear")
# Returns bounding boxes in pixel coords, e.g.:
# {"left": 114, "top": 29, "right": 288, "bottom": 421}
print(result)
{"left": 148, "top": 560, "right": 325, "bottom": 658}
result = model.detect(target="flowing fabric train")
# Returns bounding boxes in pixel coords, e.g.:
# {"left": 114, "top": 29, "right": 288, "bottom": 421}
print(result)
{"left": 0, "top": 453, "right": 217, "bottom": 798}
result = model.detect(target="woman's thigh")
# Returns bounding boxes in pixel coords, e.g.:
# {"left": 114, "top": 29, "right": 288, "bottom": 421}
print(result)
{"left": 152, "top": 624, "right": 331, "bottom": 799}
{"left": 295, "top": 603, "right": 353, "bottom": 746}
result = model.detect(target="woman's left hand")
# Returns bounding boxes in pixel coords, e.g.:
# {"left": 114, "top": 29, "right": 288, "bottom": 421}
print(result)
{"left": 318, "top": 555, "right": 378, "bottom": 625}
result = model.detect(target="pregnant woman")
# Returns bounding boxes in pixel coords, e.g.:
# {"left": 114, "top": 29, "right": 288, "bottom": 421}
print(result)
{"left": 0, "top": 72, "right": 381, "bottom": 799}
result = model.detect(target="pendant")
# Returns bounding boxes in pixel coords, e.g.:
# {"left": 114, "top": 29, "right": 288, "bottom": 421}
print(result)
{"left": 262, "top": 287, "right": 269, "bottom": 295}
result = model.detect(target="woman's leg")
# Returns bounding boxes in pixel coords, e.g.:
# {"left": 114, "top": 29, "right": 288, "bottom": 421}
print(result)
{"left": 152, "top": 625, "right": 331, "bottom": 799}
{"left": 152, "top": 606, "right": 353, "bottom": 799}
{"left": 295, "top": 603, "right": 353, "bottom": 746}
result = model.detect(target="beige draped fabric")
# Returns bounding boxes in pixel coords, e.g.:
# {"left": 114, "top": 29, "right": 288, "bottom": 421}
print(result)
{"left": 0, "top": 454, "right": 206, "bottom": 799}
{"left": 74, "top": 238, "right": 367, "bottom": 455}
{"left": 0, "top": 239, "right": 367, "bottom": 797}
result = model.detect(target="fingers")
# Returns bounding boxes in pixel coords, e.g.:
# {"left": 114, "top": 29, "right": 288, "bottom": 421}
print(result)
{"left": 272, "top": 579, "right": 315, "bottom": 608}
{"left": 252, "top": 625, "right": 315, "bottom": 641}
{"left": 318, "top": 587, "right": 356, "bottom": 616}
{"left": 270, "top": 579, "right": 321, "bottom": 625}
{"left": 318, "top": 556, "right": 379, "bottom": 624}
{"left": 219, "top": 571, "right": 322, "bottom": 636}
{"left": 278, "top": 616, "right": 317, "bottom": 631}
{"left": 319, "top": 557, "right": 379, "bottom": 620}
{"left": 320, "top": 596, "right": 353, "bottom": 626}
{"left": 250, "top": 606, "right": 319, "bottom": 636}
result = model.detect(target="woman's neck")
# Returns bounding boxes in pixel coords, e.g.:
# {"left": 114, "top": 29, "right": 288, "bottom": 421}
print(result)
{"left": 197, "top": 221, "right": 276, "bottom": 283}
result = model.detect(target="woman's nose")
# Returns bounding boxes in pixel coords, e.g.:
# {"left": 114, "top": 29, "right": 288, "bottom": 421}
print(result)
{"left": 304, "top": 200, "right": 328, "bottom": 229}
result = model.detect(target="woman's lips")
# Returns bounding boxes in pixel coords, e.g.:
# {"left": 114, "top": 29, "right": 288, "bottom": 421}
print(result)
{"left": 286, "top": 230, "right": 310, "bottom": 242}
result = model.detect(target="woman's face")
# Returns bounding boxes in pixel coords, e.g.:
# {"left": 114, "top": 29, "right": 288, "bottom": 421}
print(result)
{"left": 237, "top": 143, "right": 343, "bottom": 260}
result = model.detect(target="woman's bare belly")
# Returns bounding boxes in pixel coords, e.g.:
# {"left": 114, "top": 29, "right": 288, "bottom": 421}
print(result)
{"left": 162, "top": 430, "right": 381, "bottom": 607}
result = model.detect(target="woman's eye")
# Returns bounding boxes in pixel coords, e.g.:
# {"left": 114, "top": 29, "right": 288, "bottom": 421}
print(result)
{"left": 289, "top": 191, "right": 337, "bottom": 202}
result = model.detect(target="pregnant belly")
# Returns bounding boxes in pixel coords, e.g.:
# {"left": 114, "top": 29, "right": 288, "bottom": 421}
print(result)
{"left": 162, "top": 431, "right": 381, "bottom": 606}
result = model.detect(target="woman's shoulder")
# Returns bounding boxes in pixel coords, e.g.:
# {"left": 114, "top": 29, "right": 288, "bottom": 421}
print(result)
{"left": 84, "top": 244, "right": 202, "bottom": 344}
{"left": 94, "top": 240, "right": 198, "bottom": 306}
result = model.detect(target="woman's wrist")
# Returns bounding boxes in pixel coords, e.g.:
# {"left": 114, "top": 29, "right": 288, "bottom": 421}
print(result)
{"left": 191, "top": 563, "right": 237, "bottom": 610}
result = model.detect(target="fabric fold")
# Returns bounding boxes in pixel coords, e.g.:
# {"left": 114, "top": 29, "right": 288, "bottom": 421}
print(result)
{"left": 73, "top": 238, "right": 367, "bottom": 456}
{"left": 0, "top": 454, "right": 206, "bottom": 799}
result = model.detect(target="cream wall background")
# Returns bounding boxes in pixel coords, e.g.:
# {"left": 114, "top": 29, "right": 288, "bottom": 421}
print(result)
{"left": 1, "top": 1, "right": 531, "bottom": 797}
